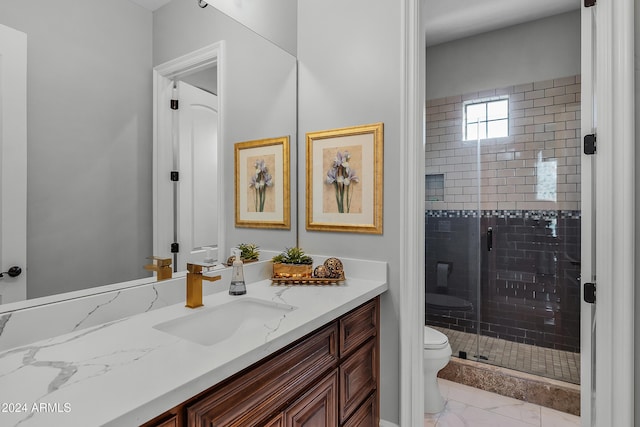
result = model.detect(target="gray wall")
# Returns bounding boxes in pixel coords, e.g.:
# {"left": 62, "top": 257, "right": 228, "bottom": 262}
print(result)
{"left": 205, "top": 0, "right": 297, "bottom": 56}
{"left": 153, "top": 1, "right": 298, "bottom": 260}
{"left": 0, "top": 0, "right": 153, "bottom": 298}
{"left": 426, "top": 11, "right": 581, "bottom": 100}
{"left": 297, "top": 0, "right": 402, "bottom": 422}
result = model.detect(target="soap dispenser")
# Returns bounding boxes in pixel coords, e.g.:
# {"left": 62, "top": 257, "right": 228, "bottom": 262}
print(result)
{"left": 229, "top": 249, "right": 246, "bottom": 295}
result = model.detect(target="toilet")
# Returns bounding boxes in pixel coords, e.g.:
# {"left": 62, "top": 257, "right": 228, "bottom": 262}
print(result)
{"left": 423, "top": 326, "right": 452, "bottom": 413}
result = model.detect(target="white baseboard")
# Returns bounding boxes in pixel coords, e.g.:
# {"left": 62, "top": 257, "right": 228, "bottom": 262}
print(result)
{"left": 380, "top": 420, "right": 400, "bottom": 427}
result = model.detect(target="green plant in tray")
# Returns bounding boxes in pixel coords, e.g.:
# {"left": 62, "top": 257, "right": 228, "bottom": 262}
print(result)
{"left": 272, "top": 247, "right": 313, "bottom": 265}
{"left": 237, "top": 243, "right": 260, "bottom": 261}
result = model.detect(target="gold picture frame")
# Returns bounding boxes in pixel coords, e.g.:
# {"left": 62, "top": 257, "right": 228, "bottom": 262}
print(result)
{"left": 306, "top": 122, "right": 383, "bottom": 234}
{"left": 235, "top": 136, "right": 290, "bottom": 229}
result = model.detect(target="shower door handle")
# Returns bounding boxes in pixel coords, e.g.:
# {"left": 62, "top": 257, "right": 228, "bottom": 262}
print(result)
{"left": 487, "top": 227, "right": 493, "bottom": 252}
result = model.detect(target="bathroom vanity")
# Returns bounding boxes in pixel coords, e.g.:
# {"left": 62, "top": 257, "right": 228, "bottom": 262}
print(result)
{"left": 142, "top": 297, "right": 379, "bottom": 427}
{"left": 0, "top": 258, "right": 387, "bottom": 427}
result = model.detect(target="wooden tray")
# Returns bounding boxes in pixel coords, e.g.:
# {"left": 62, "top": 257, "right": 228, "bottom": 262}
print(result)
{"left": 271, "top": 274, "right": 345, "bottom": 285}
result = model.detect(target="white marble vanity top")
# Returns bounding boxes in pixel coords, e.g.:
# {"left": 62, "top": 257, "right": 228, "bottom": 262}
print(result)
{"left": 0, "top": 263, "right": 387, "bottom": 426}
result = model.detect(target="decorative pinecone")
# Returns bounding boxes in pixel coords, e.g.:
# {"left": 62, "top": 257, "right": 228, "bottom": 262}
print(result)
{"left": 227, "top": 255, "right": 236, "bottom": 266}
{"left": 313, "top": 265, "right": 330, "bottom": 278}
{"left": 324, "top": 257, "right": 344, "bottom": 277}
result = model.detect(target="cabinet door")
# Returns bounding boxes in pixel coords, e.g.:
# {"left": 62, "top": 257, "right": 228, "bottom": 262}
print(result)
{"left": 339, "top": 339, "right": 377, "bottom": 423}
{"left": 342, "top": 393, "right": 377, "bottom": 427}
{"left": 284, "top": 370, "right": 338, "bottom": 427}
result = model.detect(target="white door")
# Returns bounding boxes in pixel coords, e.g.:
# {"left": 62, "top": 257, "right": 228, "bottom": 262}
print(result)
{"left": 176, "top": 81, "right": 219, "bottom": 268}
{"left": 0, "top": 24, "right": 27, "bottom": 303}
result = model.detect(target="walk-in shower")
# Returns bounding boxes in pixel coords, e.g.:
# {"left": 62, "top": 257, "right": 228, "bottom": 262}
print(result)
{"left": 424, "top": 75, "right": 581, "bottom": 385}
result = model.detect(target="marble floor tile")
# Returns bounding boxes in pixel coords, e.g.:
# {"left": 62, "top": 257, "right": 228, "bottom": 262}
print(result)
{"left": 425, "top": 379, "right": 580, "bottom": 427}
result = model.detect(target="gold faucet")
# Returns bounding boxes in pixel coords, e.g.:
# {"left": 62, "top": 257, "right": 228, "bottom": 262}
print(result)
{"left": 144, "top": 256, "right": 173, "bottom": 281}
{"left": 186, "top": 263, "right": 222, "bottom": 308}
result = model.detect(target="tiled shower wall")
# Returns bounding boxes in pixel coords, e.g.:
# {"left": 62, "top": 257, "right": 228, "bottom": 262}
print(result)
{"left": 425, "top": 76, "right": 581, "bottom": 353}
{"left": 425, "top": 75, "right": 581, "bottom": 212}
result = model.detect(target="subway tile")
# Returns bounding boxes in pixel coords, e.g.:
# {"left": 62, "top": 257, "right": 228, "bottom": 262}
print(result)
{"left": 544, "top": 122, "right": 566, "bottom": 132}
{"left": 545, "top": 104, "right": 566, "bottom": 114}
{"left": 554, "top": 94, "right": 576, "bottom": 105}
{"left": 525, "top": 89, "right": 546, "bottom": 100}
{"left": 565, "top": 120, "right": 580, "bottom": 130}
{"left": 565, "top": 83, "right": 581, "bottom": 94}
{"left": 512, "top": 100, "right": 534, "bottom": 110}
{"left": 534, "top": 97, "right": 554, "bottom": 108}
{"left": 533, "top": 114, "right": 555, "bottom": 124}
{"left": 439, "top": 103, "right": 455, "bottom": 113}
{"left": 525, "top": 106, "right": 546, "bottom": 117}
{"left": 553, "top": 76, "right": 576, "bottom": 87}
{"left": 534, "top": 79, "right": 554, "bottom": 90}
{"left": 545, "top": 86, "right": 566, "bottom": 97}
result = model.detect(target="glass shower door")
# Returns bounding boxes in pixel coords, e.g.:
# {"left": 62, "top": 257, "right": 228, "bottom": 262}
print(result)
{"left": 425, "top": 76, "right": 582, "bottom": 384}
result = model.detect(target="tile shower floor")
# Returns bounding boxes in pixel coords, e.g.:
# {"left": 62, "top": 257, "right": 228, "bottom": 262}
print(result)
{"left": 425, "top": 378, "right": 580, "bottom": 427}
{"left": 432, "top": 326, "right": 580, "bottom": 384}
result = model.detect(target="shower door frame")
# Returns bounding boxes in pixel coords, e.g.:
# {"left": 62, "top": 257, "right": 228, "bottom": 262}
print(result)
{"left": 402, "top": 1, "right": 635, "bottom": 426}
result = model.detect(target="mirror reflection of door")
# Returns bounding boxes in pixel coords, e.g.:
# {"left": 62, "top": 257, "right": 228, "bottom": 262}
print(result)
{"left": 0, "top": 24, "right": 27, "bottom": 304}
{"left": 175, "top": 80, "right": 219, "bottom": 268}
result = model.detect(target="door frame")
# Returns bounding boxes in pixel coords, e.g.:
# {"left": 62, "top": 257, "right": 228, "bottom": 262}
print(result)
{"left": 400, "top": 0, "right": 635, "bottom": 425}
{"left": 589, "top": 1, "right": 635, "bottom": 425}
{"left": 0, "top": 24, "right": 27, "bottom": 303}
{"left": 153, "top": 42, "right": 225, "bottom": 270}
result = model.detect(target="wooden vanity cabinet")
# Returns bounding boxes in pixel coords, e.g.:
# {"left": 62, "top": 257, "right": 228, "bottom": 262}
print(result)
{"left": 141, "top": 297, "right": 379, "bottom": 427}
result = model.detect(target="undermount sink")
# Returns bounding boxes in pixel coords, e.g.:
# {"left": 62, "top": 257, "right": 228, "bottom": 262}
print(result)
{"left": 153, "top": 297, "right": 297, "bottom": 346}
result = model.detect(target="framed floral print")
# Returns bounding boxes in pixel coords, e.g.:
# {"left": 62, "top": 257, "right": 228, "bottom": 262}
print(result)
{"left": 235, "top": 136, "right": 290, "bottom": 229}
{"left": 306, "top": 122, "right": 383, "bottom": 234}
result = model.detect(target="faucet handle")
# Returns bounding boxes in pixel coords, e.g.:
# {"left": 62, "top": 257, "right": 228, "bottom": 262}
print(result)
{"left": 147, "top": 256, "right": 172, "bottom": 267}
{"left": 203, "top": 275, "right": 222, "bottom": 283}
{"left": 145, "top": 256, "right": 172, "bottom": 281}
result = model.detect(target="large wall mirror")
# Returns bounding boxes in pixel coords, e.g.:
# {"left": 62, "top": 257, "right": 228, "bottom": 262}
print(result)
{"left": 0, "top": 0, "right": 297, "bottom": 309}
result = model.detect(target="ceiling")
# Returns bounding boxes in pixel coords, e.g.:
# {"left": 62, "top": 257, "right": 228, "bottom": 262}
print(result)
{"left": 129, "top": 0, "right": 580, "bottom": 47}
{"left": 424, "top": 0, "right": 580, "bottom": 46}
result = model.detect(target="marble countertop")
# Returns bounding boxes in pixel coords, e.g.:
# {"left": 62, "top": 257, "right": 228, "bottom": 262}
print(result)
{"left": 0, "top": 274, "right": 387, "bottom": 426}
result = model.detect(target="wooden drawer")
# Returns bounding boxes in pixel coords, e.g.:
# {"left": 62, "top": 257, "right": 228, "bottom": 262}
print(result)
{"left": 339, "top": 338, "right": 377, "bottom": 423}
{"left": 284, "top": 370, "right": 339, "bottom": 427}
{"left": 342, "top": 392, "right": 377, "bottom": 427}
{"left": 339, "top": 298, "right": 378, "bottom": 357}
{"left": 187, "top": 323, "right": 338, "bottom": 427}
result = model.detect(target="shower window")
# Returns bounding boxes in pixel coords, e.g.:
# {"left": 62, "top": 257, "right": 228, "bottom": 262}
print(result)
{"left": 463, "top": 97, "right": 509, "bottom": 141}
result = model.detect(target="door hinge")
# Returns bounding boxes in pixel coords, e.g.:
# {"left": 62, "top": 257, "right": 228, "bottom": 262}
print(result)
{"left": 170, "top": 99, "right": 179, "bottom": 110}
{"left": 170, "top": 243, "right": 180, "bottom": 253}
{"left": 584, "top": 134, "right": 596, "bottom": 155}
{"left": 584, "top": 0, "right": 596, "bottom": 7}
{"left": 170, "top": 171, "right": 179, "bottom": 182}
{"left": 584, "top": 282, "right": 596, "bottom": 304}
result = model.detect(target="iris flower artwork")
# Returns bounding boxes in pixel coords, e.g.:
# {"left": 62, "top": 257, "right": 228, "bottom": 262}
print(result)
{"left": 325, "top": 151, "right": 359, "bottom": 213}
{"left": 235, "top": 136, "right": 290, "bottom": 230}
{"left": 250, "top": 159, "right": 273, "bottom": 212}
{"left": 306, "top": 122, "right": 383, "bottom": 234}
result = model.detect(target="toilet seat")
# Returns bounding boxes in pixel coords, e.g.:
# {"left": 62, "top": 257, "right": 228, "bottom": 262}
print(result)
{"left": 424, "top": 326, "right": 449, "bottom": 350}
